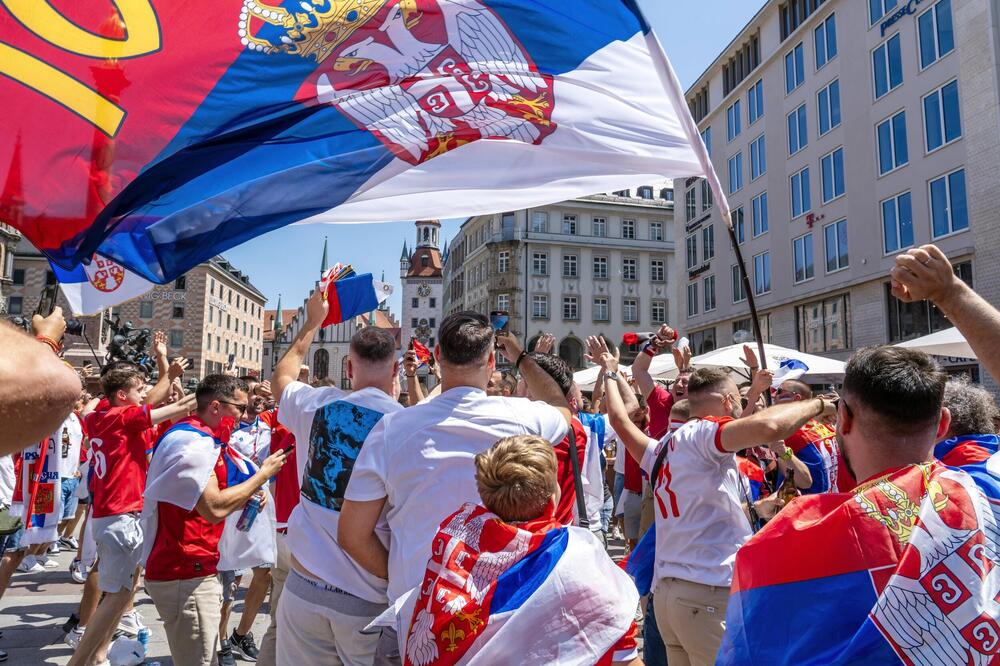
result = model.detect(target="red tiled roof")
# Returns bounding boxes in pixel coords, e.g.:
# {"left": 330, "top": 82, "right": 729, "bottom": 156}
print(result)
{"left": 406, "top": 247, "right": 442, "bottom": 277}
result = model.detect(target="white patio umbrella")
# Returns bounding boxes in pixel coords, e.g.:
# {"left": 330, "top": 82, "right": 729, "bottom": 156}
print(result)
{"left": 574, "top": 363, "right": 631, "bottom": 391}
{"left": 648, "top": 353, "right": 679, "bottom": 382}
{"left": 894, "top": 327, "right": 976, "bottom": 359}
{"left": 689, "top": 343, "right": 847, "bottom": 384}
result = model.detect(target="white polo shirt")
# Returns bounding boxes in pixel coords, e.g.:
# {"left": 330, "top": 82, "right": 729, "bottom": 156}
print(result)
{"left": 346, "top": 386, "right": 568, "bottom": 603}
{"left": 640, "top": 417, "right": 752, "bottom": 588}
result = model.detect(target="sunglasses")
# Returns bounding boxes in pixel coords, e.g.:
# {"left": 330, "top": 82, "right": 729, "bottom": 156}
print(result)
{"left": 218, "top": 400, "right": 249, "bottom": 410}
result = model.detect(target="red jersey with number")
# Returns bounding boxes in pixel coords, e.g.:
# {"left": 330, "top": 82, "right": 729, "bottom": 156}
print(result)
{"left": 647, "top": 384, "right": 676, "bottom": 440}
{"left": 553, "top": 419, "right": 588, "bottom": 526}
{"left": 85, "top": 404, "right": 151, "bottom": 518}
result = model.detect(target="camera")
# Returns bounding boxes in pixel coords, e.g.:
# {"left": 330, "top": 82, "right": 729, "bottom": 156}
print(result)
{"left": 104, "top": 314, "right": 156, "bottom": 374}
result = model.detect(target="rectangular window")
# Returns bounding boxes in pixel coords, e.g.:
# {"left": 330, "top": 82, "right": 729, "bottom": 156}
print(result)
{"left": 750, "top": 134, "right": 766, "bottom": 180}
{"left": 732, "top": 265, "right": 747, "bottom": 303}
{"left": 593, "top": 297, "right": 609, "bottom": 322}
{"left": 877, "top": 111, "right": 909, "bottom": 175}
{"left": 727, "top": 99, "right": 742, "bottom": 141}
{"left": 700, "top": 127, "right": 712, "bottom": 156}
{"left": 622, "top": 257, "right": 637, "bottom": 281}
{"left": 797, "top": 294, "right": 851, "bottom": 352}
{"left": 650, "top": 221, "right": 663, "bottom": 241}
{"left": 622, "top": 219, "right": 636, "bottom": 239}
{"left": 686, "top": 235, "right": 698, "bottom": 269}
{"left": 562, "top": 215, "right": 578, "bottom": 235}
{"left": 411, "top": 317, "right": 418, "bottom": 328}
{"left": 173, "top": 304, "right": 185, "bottom": 319}
{"left": 531, "top": 212, "right": 548, "bottom": 233}
{"left": 592, "top": 216, "right": 607, "bottom": 237}
{"left": 818, "top": 79, "right": 841, "bottom": 135}
{"left": 562, "top": 254, "right": 578, "bottom": 278}
{"left": 139, "top": 301, "right": 153, "bottom": 318}
{"left": 785, "top": 42, "right": 805, "bottom": 93}
{"left": 793, "top": 233, "right": 815, "bottom": 283}
{"left": 651, "top": 300, "right": 666, "bottom": 324}
{"left": 11, "top": 268, "right": 24, "bottom": 286}
{"left": 733, "top": 206, "right": 745, "bottom": 244}
{"left": 824, "top": 218, "right": 850, "bottom": 272}
{"left": 169, "top": 330, "right": 184, "bottom": 348}
{"left": 704, "top": 275, "right": 717, "bottom": 312}
{"left": 918, "top": 0, "right": 954, "bottom": 69}
{"left": 873, "top": 34, "right": 903, "bottom": 99}
{"left": 7, "top": 296, "right": 22, "bottom": 315}
{"left": 45, "top": 270, "right": 56, "bottom": 286}
{"left": 702, "top": 225, "right": 715, "bottom": 261}
{"left": 870, "top": 0, "right": 899, "bottom": 24}
{"left": 700, "top": 179, "right": 713, "bottom": 212}
{"left": 814, "top": 14, "right": 837, "bottom": 69}
{"left": 882, "top": 191, "right": 914, "bottom": 253}
{"left": 593, "top": 256, "right": 608, "bottom": 279}
{"left": 821, "top": 147, "right": 845, "bottom": 202}
{"left": 930, "top": 169, "right": 969, "bottom": 238}
{"left": 650, "top": 259, "right": 665, "bottom": 282}
{"left": 498, "top": 251, "right": 509, "bottom": 274}
{"left": 532, "top": 252, "right": 548, "bottom": 275}
{"left": 685, "top": 189, "right": 697, "bottom": 222}
{"left": 754, "top": 251, "right": 771, "bottom": 295}
{"left": 532, "top": 294, "right": 548, "bottom": 318}
{"left": 887, "top": 262, "right": 971, "bottom": 342}
{"left": 752, "top": 192, "right": 769, "bottom": 237}
{"left": 787, "top": 104, "right": 808, "bottom": 155}
{"left": 623, "top": 298, "right": 639, "bottom": 323}
{"left": 687, "top": 283, "right": 699, "bottom": 317}
{"left": 728, "top": 152, "right": 743, "bottom": 194}
{"left": 923, "top": 80, "right": 961, "bottom": 152}
{"left": 412, "top": 297, "right": 419, "bottom": 308}
{"left": 790, "top": 167, "right": 811, "bottom": 218}
{"left": 747, "top": 79, "right": 764, "bottom": 125}
{"left": 174, "top": 276, "right": 187, "bottom": 290}
{"left": 562, "top": 297, "right": 579, "bottom": 321}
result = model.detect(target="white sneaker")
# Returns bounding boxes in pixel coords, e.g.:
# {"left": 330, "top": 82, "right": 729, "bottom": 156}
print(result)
{"left": 116, "top": 610, "right": 144, "bottom": 637}
{"left": 70, "top": 559, "right": 88, "bottom": 584}
{"left": 16, "top": 557, "right": 44, "bottom": 574}
{"left": 38, "top": 556, "right": 60, "bottom": 568}
{"left": 64, "top": 627, "right": 85, "bottom": 649}
{"left": 47, "top": 542, "right": 60, "bottom": 554}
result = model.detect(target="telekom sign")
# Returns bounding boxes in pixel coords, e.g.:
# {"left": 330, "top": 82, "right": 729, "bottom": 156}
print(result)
{"left": 880, "top": 0, "right": 928, "bottom": 37}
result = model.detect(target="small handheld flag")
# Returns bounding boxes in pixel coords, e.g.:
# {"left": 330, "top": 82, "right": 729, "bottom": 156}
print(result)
{"left": 410, "top": 338, "right": 432, "bottom": 367}
{"left": 770, "top": 359, "right": 810, "bottom": 389}
{"left": 321, "top": 271, "right": 392, "bottom": 328}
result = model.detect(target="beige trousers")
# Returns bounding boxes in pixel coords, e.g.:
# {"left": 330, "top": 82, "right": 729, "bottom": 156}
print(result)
{"left": 146, "top": 575, "right": 224, "bottom": 666}
{"left": 653, "top": 577, "right": 730, "bottom": 666}
{"left": 257, "top": 531, "right": 290, "bottom": 666}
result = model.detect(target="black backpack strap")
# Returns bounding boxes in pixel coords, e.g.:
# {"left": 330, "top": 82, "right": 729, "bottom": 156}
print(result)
{"left": 567, "top": 433, "right": 590, "bottom": 530}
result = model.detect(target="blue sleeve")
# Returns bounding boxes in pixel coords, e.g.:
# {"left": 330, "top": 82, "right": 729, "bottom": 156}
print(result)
{"left": 793, "top": 444, "right": 829, "bottom": 494}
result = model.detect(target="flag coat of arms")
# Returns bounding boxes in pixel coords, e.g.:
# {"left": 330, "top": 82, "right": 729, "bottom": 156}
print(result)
{"left": 1, "top": 0, "right": 717, "bottom": 283}
{"left": 11, "top": 435, "right": 63, "bottom": 546}
{"left": 718, "top": 461, "right": 1000, "bottom": 666}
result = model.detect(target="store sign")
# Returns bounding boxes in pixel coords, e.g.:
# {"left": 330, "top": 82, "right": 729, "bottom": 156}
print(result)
{"left": 880, "top": 0, "right": 927, "bottom": 36}
{"left": 150, "top": 289, "right": 186, "bottom": 302}
{"left": 209, "top": 296, "right": 227, "bottom": 310}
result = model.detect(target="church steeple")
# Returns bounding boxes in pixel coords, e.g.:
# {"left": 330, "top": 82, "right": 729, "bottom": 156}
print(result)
{"left": 399, "top": 240, "right": 410, "bottom": 278}
{"left": 273, "top": 294, "right": 283, "bottom": 330}
{"left": 415, "top": 219, "right": 441, "bottom": 249}
{"left": 320, "top": 236, "right": 329, "bottom": 274}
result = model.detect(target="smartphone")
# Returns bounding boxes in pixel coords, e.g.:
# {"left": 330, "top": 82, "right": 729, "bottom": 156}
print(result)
{"left": 489, "top": 310, "right": 510, "bottom": 336}
{"left": 283, "top": 443, "right": 296, "bottom": 454}
{"left": 35, "top": 284, "right": 58, "bottom": 318}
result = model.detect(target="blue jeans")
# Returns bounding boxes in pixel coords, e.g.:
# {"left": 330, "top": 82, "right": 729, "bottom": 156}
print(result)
{"left": 613, "top": 472, "right": 625, "bottom": 511}
{"left": 61, "top": 476, "right": 80, "bottom": 521}
{"left": 644, "top": 594, "right": 668, "bottom": 666}
{"left": 600, "top": 493, "right": 613, "bottom": 533}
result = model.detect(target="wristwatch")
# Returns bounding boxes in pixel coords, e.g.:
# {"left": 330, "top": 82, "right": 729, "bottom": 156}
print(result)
{"left": 604, "top": 371, "right": 619, "bottom": 381}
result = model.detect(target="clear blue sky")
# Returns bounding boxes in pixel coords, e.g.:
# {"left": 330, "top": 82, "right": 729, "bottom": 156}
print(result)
{"left": 226, "top": 1, "right": 766, "bottom": 317}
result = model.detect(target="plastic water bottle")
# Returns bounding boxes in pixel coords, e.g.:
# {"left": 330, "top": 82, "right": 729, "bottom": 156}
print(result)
{"left": 236, "top": 494, "right": 262, "bottom": 532}
{"left": 137, "top": 628, "right": 149, "bottom": 649}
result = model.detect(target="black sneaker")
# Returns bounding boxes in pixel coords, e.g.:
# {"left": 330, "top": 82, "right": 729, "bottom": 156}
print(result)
{"left": 230, "top": 630, "right": 259, "bottom": 662}
{"left": 61, "top": 613, "right": 79, "bottom": 635}
{"left": 218, "top": 639, "right": 237, "bottom": 666}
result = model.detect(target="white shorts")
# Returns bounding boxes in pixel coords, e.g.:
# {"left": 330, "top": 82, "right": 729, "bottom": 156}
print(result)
{"left": 92, "top": 513, "right": 143, "bottom": 593}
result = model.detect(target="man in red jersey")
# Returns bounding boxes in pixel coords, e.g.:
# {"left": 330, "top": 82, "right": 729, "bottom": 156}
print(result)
{"left": 141, "top": 375, "right": 287, "bottom": 665}
{"left": 69, "top": 365, "right": 194, "bottom": 666}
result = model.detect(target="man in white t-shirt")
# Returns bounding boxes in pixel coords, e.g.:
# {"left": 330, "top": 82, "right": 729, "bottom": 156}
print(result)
{"left": 339, "top": 312, "right": 571, "bottom": 664}
{"left": 596, "top": 341, "right": 835, "bottom": 666}
{"left": 270, "top": 287, "right": 403, "bottom": 666}
{"left": 55, "top": 411, "right": 84, "bottom": 550}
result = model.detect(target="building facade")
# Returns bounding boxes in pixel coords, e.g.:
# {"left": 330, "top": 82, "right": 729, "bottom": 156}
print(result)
{"left": 676, "top": 0, "right": 997, "bottom": 381}
{"left": 400, "top": 220, "right": 444, "bottom": 382}
{"left": 0, "top": 223, "right": 20, "bottom": 314}
{"left": 442, "top": 185, "right": 676, "bottom": 369}
{"left": 8, "top": 239, "right": 267, "bottom": 377}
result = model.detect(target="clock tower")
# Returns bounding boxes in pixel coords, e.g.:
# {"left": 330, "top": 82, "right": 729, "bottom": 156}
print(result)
{"left": 400, "top": 220, "right": 443, "bottom": 384}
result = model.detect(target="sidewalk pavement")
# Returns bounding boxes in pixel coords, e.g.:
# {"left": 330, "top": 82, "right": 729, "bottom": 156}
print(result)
{"left": 0, "top": 547, "right": 270, "bottom": 665}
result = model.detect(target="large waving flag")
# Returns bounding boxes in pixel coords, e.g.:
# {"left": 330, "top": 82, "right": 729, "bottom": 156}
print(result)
{"left": 1, "top": 0, "right": 717, "bottom": 283}
{"left": 719, "top": 462, "right": 1000, "bottom": 665}
{"left": 50, "top": 254, "right": 155, "bottom": 316}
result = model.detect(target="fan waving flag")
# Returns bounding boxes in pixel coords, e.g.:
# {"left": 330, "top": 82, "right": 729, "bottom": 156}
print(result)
{"left": 321, "top": 272, "right": 392, "bottom": 327}
{"left": 719, "top": 462, "right": 1000, "bottom": 666}
{"left": 50, "top": 255, "right": 155, "bottom": 316}
{"left": 0, "top": 0, "right": 718, "bottom": 283}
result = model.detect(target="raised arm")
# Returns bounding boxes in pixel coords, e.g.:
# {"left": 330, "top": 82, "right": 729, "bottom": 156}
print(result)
{"left": 719, "top": 398, "right": 836, "bottom": 453}
{"left": 273, "top": 288, "right": 326, "bottom": 400}
{"left": 496, "top": 335, "right": 572, "bottom": 427}
{"left": 146, "top": 357, "right": 188, "bottom": 407}
{"left": 402, "top": 350, "right": 425, "bottom": 406}
{"left": 0, "top": 309, "right": 82, "bottom": 454}
{"left": 740, "top": 366, "right": 773, "bottom": 418}
{"left": 150, "top": 392, "right": 196, "bottom": 426}
{"left": 600, "top": 355, "right": 653, "bottom": 467}
{"left": 891, "top": 244, "right": 1000, "bottom": 383}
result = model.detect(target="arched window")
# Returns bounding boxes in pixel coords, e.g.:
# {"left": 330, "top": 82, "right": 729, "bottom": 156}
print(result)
{"left": 526, "top": 335, "right": 542, "bottom": 352}
{"left": 423, "top": 228, "right": 430, "bottom": 242}
{"left": 313, "top": 349, "right": 330, "bottom": 380}
{"left": 341, "top": 355, "right": 352, "bottom": 390}
{"left": 558, "top": 337, "right": 585, "bottom": 370}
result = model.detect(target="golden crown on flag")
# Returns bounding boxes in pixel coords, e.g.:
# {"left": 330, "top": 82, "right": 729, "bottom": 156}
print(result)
{"left": 238, "top": 0, "right": 388, "bottom": 62}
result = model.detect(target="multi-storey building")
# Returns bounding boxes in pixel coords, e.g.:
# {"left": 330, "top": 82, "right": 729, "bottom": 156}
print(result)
{"left": 400, "top": 220, "right": 444, "bottom": 384}
{"left": 676, "top": 0, "right": 996, "bottom": 382}
{"left": 442, "top": 185, "right": 676, "bottom": 369}
{"left": 8, "top": 239, "right": 267, "bottom": 377}
{"left": 0, "top": 223, "right": 20, "bottom": 314}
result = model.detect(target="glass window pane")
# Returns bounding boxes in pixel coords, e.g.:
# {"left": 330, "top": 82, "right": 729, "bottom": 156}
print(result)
{"left": 918, "top": 10, "right": 936, "bottom": 68}
{"left": 930, "top": 177, "right": 949, "bottom": 237}
{"left": 888, "top": 35, "right": 903, "bottom": 88}
{"left": 870, "top": 0, "right": 880, "bottom": 24}
{"left": 830, "top": 80, "right": 841, "bottom": 127}
{"left": 798, "top": 106, "right": 808, "bottom": 148}
{"left": 792, "top": 174, "right": 802, "bottom": 216}
{"left": 825, "top": 225, "right": 837, "bottom": 272}
{"left": 874, "top": 46, "right": 889, "bottom": 97}
{"left": 925, "top": 92, "right": 943, "bottom": 150}
{"left": 838, "top": 220, "right": 849, "bottom": 268}
{"left": 882, "top": 199, "right": 898, "bottom": 252}
{"left": 795, "top": 45, "right": 804, "bottom": 86}
{"left": 950, "top": 170, "right": 968, "bottom": 231}
{"left": 899, "top": 192, "right": 914, "bottom": 248}
{"left": 785, "top": 52, "right": 794, "bottom": 93}
{"left": 801, "top": 169, "right": 811, "bottom": 212}
{"left": 937, "top": 0, "right": 954, "bottom": 57}
{"left": 827, "top": 17, "right": 837, "bottom": 59}
{"left": 892, "top": 112, "right": 908, "bottom": 166}
{"left": 942, "top": 81, "right": 961, "bottom": 142}
{"left": 822, "top": 156, "right": 834, "bottom": 202}
{"left": 819, "top": 88, "right": 830, "bottom": 134}
{"left": 815, "top": 24, "right": 826, "bottom": 69}
{"left": 878, "top": 121, "right": 893, "bottom": 174}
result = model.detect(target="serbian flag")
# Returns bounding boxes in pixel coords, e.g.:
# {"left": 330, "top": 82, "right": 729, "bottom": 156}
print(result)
{"left": 321, "top": 272, "right": 392, "bottom": 327}
{"left": 395, "top": 503, "right": 639, "bottom": 665}
{"left": 410, "top": 338, "right": 433, "bottom": 366}
{"left": 1, "top": 0, "right": 721, "bottom": 284}
{"left": 935, "top": 433, "right": 999, "bottom": 468}
{"left": 49, "top": 254, "right": 155, "bottom": 316}
{"left": 719, "top": 462, "right": 1000, "bottom": 665}
{"left": 11, "top": 437, "right": 63, "bottom": 546}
